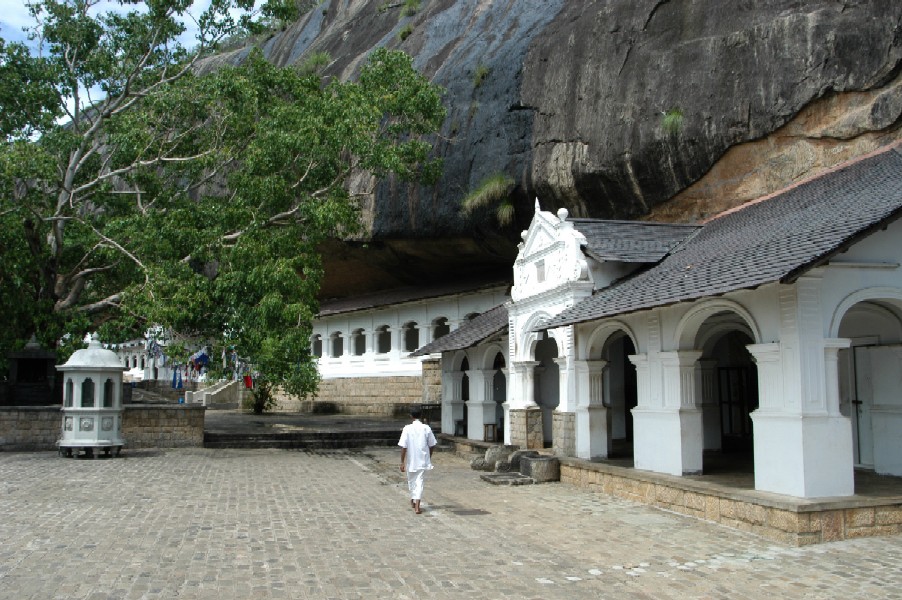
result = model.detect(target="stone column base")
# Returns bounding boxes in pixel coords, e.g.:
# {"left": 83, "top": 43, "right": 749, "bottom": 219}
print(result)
{"left": 552, "top": 411, "right": 575, "bottom": 457}
{"left": 752, "top": 411, "right": 853, "bottom": 497}
{"left": 632, "top": 407, "right": 703, "bottom": 476}
{"left": 510, "top": 407, "right": 544, "bottom": 449}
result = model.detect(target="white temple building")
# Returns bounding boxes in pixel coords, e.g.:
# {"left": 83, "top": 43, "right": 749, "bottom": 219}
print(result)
{"left": 413, "top": 142, "right": 902, "bottom": 500}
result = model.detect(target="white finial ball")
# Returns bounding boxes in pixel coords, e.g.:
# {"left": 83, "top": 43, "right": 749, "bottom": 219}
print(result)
{"left": 557, "top": 207, "right": 569, "bottom": 221}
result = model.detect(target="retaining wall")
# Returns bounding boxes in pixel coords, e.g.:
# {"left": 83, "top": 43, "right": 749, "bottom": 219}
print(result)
{"left": 0, "top": 405, "right": 205, "bottom": 451}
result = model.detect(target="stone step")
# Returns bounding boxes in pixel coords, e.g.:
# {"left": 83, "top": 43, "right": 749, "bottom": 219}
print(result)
{"left": 203, "top": 429, "right": 401, "bottom": 450}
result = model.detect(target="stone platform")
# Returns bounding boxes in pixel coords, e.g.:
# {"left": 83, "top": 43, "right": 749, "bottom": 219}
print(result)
{"left": 441, "top": 435, "right": 902, "bottom": 546}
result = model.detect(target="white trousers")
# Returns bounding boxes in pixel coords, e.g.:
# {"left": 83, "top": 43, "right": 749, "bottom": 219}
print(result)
{"left": 406, "top": 469, "right": 427, "bottom": 500}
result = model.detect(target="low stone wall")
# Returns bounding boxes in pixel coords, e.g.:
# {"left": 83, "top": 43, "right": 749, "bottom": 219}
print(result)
{"left": 0, "top": 405, "right": 205, "bottom": 451}
{"left": 0, "top": 406, "right": 61, "bottom": 450}
{"left": 559, "top": 459, "right": 902, "bottom": 545}
{"left": 293, "top": 375, "right": 425, "bottom": 416}
{"left": 122, "top": 405, "right": 205, "bottom": 448}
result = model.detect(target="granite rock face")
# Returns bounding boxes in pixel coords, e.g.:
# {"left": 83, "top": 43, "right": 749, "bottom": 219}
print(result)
{"left": 235, "top": 0, "right": 902, "bottom": 294}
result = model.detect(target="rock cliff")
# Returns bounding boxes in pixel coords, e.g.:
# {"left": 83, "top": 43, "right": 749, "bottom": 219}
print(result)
{"left": 235, "top": 0, "right": 902, "bottom": 297}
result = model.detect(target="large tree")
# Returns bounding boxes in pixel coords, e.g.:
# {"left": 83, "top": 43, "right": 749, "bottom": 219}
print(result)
{"left": 0, "top": 0, "right": 445, "bottom": 402}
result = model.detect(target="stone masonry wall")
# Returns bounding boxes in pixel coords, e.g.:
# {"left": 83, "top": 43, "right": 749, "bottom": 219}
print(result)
{"left": 558, "top": 459, "right": 902, "bottom": 546}
{"left": 122, "top": 405, "right": 205, "bottom": 448}
{"left": 0, "top": 407, "right": 60, "bottom": 450}
{"left": 552, "top": 411, "right": 575, "bottom": 457}
{"left": 301, "top": 375, "right": 424, "bottom": 416}
{"left": 509, "top": 408, "right": 544, "bottom": 450}
{"left": 0, "top": 405, "right": 205, "bottom": 451}
{"left": 421, "top": 358, "right": 442, "bottom": 404}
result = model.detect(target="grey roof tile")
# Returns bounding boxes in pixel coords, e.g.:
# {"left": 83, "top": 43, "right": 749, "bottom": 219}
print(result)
{"left": 318, "top": 275, "right": 509, "bottom": 317}
{"left": 545, "top": 143, "right": 902, "bottom": 329}
{"left": 570, "top": 219, "right": 699, "bottom": 263}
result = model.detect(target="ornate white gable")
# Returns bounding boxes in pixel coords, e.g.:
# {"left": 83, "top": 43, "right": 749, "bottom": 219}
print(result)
{"left": 512, "top": 200, "right": 590, "bottom": 302}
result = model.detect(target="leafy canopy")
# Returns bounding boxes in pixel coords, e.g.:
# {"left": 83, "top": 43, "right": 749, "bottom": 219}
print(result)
{"left": 0, "top": 0, "right": 445, "bottom": 398}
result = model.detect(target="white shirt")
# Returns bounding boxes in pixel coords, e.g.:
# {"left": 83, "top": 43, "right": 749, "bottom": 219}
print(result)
{"left": 398, "top": 419, "right": 437, "bottom": 472}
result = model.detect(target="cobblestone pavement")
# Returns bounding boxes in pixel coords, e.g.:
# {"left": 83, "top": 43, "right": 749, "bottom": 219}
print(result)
{"left": 2, "top": 448, "right": 902, "bottom": 600}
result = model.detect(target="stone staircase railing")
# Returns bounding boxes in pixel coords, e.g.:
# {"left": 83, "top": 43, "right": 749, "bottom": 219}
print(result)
{"left": 185, "top": 380, "right": 241, "bottom": 409}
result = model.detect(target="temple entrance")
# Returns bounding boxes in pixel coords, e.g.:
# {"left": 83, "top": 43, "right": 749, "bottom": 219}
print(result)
{"left": 694, "top": 312, "right": 758, "bottom": 474}
{"left": 492, "top": 352, "right": 506, "bottom": 442}
{"left": 534, "top": 334, "right": 559, "bottom": 447}
{"left": 602, "top": 333, "right": 637, "bottom": 455}
{"left": 837, "top": 299, "right": 902, "bottom": 472}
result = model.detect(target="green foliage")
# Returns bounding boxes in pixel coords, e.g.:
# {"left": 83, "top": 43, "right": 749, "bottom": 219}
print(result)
{"left": 297, "top": 50, "right": 331, "bottom": 75}
{"left": 401, "top": 0, "right": 421, "bottom": 17}
{"left": 461, "top": 173, "right": 516, "bottom": 227}
{"left": 246, "top": 379, "right": 278, "bottom": 414}
{"left": 661, "top": 107, "right": 684, "bottom": 136}
{"left": 0, "top": 1, "right": 446, "bottom": 397}
{"left": 397, "top": 23, "right": 413, "bottom": 41}
{"left": 473, "top": 64, "right": 491, "bottom": 89}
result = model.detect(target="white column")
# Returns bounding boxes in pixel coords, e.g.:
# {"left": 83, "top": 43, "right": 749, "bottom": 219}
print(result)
{"left": 748, "top": 334, "right": 855, "bottom": 498}
{"left": 630, "top": 349, "right": 703, "bottom": 475}
{"left": 512, "top": 360, "right": 540, "bottom": 408}
{"left": 448, "top": 371, "right": 465, "bottom": 436}
{"left": 575, "top": 359, "right": 610, "bottom": 459}
{"left": 467, "top": 369, "right": 498, "bottom": 441}
{"left": 389, "top": 327, "right": 402, "bottom": 362}
{"left": 363, "top": 329, "right": 374, "bottom": 357}
{"left": 440, "top": 367, "right": 456, "bottom": 434}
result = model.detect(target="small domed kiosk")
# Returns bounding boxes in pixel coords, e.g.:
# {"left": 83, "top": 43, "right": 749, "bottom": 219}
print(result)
{"left": 57, "top": 334, "right": 126, "bottom": 458}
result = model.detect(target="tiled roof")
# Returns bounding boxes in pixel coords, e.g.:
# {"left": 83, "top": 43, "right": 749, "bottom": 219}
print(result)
{"left": 571, "top": 219, "right": 699, "bottom": 263}
{"left": 318, "top": 276, "right": 509, "bottom": 317}
{"left": 410, "top": 304, "right": 509, "bottom": 356}
{"left": 545, "top": 143, "right": 902, "bottom": 329}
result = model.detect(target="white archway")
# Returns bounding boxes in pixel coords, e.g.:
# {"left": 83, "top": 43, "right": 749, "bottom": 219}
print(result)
{"left": 674, "top": 298, "right": 761, "bottom": 351}
{"left": 829, "top": 286, "right": 902, "bottom": 338}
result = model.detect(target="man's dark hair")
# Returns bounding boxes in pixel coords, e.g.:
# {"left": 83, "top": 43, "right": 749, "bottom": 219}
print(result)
{"left": 409, "top": 407, "right": 422, "bottom": 419}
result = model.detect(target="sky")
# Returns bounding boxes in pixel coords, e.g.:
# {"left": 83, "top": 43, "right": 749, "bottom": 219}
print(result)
{"left": 0, "top": 0, "right": 214, "bottom": 50}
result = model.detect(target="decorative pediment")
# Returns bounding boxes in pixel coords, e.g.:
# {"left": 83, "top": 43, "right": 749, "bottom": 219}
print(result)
{"left": 512, "top": 201, "right": 590, "bottom": 302}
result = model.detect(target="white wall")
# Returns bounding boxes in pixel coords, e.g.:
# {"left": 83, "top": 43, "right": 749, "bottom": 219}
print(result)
{"left": 313, "top": 286, "right": 509, "bottom": 379}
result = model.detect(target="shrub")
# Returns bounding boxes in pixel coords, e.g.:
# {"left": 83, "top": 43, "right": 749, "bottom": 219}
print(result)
{"left": 473, "top": 64, "right": 491, "bottom": 88}
{"left": 397, "top": 23, "right": 414, "bottom": 41}
{"left": 662, "top": 108, "right": 684, "bottom": 136}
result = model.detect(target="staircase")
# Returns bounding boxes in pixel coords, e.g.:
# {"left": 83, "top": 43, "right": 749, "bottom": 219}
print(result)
{"left": 203, "top": 428, "right": 402, "bottom": 450}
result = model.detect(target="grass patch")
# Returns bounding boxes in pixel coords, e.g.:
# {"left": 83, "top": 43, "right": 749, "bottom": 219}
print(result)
{"left": 473, "top": 64, "right": 491, "bottom": 88}
{"left": 661, "top": 108, "right": 684, "bottom": 136}
{"left": 397, "top": 23, "right": 414, "bottom": 41}
{"left": 296, "top": 51, "right": 331, "bottom": 75}
{"left": 461, "top": 173, "right": 516, "bottom": 226}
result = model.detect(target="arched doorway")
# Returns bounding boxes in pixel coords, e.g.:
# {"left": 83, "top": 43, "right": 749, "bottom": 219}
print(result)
{"left": 492, "top": 352, "right": 506, "bottom": 441}
{"left": 695, "top": 312, "right": 758, "bottom": 473}
{"left": 836, "top": 298, "right": 902, "bottom": 471}
{"left": 534, "top": 333, "right": 559, "bottom": 447}
{"left": 460, "top": 356, "right": 470, "bottom": 436}
{"left": 601, "top": 332, "right": 638, "bottom": 456}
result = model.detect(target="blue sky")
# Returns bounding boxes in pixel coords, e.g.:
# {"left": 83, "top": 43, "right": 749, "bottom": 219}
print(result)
{"left": 0, "top": 0, "right": 214, "bottom": 51}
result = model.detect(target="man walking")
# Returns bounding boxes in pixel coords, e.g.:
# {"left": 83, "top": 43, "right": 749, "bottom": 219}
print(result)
{"left": 398, "top": 407, "right": 437, "bottom": 514}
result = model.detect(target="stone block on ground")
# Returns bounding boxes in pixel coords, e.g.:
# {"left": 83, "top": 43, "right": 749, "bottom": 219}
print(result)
{"left": 507, "top": 450, "right": 540, "bottom": 472}
{"left": 520, "top": 455, "right": 560, "bottom": 483}
{"left": 484, "top": 445, "right": 515, "bottom": 471}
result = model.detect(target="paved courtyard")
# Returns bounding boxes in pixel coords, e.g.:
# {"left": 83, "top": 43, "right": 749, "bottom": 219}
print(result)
{"left": 2, "top": 447, "right": 902, "bottom": 599}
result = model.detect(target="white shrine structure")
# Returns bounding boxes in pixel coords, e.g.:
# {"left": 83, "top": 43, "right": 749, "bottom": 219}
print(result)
{"left": 413, "top": 142, "right": 902, "bottom": 500}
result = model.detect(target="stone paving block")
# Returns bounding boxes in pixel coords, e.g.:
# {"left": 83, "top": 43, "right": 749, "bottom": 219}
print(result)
{"left": 2, "top": 448, "right": 902, "bottom": 599}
